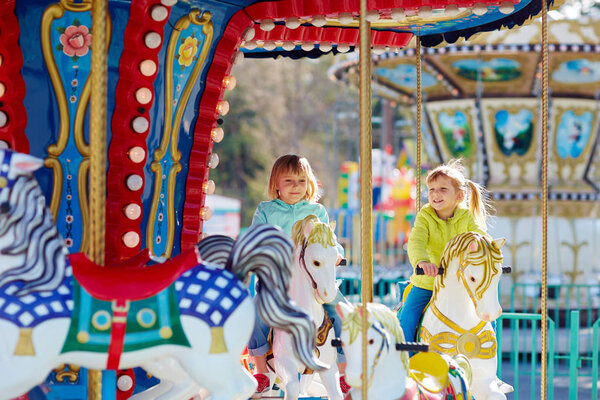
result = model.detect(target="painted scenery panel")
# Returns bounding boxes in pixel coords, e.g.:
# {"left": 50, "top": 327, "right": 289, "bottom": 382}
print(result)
{"left": 494, "top": 109, "right": 533, "bottom": 156}
{"left": 437, "top": 111, "right": 473, "bottom": 158}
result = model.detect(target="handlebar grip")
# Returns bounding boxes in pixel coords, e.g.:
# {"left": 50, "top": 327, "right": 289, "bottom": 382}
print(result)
{"left": 339, "top": 258, "right": 347, "bottom": 266}
{"left": 415, "top": 266, "right": 444, "bottom": 275}
{"left": 395, "top": 342, "right": 429, "bottom": 353}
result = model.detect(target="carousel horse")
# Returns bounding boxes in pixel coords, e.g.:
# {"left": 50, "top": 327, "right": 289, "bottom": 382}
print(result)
{"left": 335, "top": 302, "right": 472, "bottom": 400}
{"left": 419, "top": 232, "right": 511, "bottom": 400}
{"left": 0, "top": 149, "right": 324, "bottom": 400}
{"left": 271, "top": 215, "right": 344, "bottom": 400}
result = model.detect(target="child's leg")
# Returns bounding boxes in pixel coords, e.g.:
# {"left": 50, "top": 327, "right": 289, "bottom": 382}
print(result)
{"left": 398, "top": 286, "right": 432, "bottom": 342}
{"left": 248, "top": 305, "right": 271, "bottom": 374}
{"left": 323, "top": 302, "right": 345, "bottom": 364}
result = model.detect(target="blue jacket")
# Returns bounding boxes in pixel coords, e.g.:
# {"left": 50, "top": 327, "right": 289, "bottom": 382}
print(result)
{"left": 251, "top": 199, "right": 344, "bottom": 256}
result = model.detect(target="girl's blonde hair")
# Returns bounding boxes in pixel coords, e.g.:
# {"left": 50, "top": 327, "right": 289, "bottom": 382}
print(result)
{"left": 426, "top": 159, "right": 490, "bottom": 229}
{"left": 268, "top": 154, "right": 320, "bottom": 202}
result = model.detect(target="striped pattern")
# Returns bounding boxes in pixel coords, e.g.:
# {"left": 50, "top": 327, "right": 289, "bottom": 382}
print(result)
{"left": 196, "top": 235, "right": 234, "bottom": 267}
{"left": 0, "top": 174, "right": 69, "bottom": 295}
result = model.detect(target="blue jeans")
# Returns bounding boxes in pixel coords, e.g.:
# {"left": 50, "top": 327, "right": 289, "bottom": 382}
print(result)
{"left": 248, "top": 291, "right": 347, "bottom": 363}
{"left": 398, "top": 285, "right": 432, "bottom": 342}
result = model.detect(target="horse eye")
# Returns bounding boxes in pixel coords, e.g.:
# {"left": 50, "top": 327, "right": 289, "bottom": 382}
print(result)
{"left": 313, "top": 261, "right": 321, "bottom": 267}
{"left": 368, "top": 338, "right": 374, "bottom": 345}
{"left": 0, "top": 202, "right": 9, "bottom": 213}
{"left": 470, "top": 276, "right": 476, "bottom": 282}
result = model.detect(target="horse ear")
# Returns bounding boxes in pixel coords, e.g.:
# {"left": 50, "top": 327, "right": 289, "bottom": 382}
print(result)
{"left": 469, "top": 241, "right": 478, "bottom": 253}
{"left": 303, "top": 221, "right": 314, "bottom": 238}
{"left": 492, "top": 238, "right": 506, "bottom": 250}
{"left": 13, "top": 153, "right": 44, "bottom": 174}
{"left": 329, "top": 220, "right": 336, "bottom": 231}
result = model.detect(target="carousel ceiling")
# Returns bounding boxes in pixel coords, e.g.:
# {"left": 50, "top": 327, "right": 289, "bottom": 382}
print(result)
{"left": 333, "top": 17, "right": 600, "bottom": 102}
{"left": 331, "top": 16, "right": 600, "bottom": 216}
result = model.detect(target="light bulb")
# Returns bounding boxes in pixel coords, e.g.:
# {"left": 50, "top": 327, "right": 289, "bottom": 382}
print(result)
{"left": 128, "top": 146, "right": 146, "bottom": 163}
{"left": 122, "top": 231, "right": 140, "bottom": 248}
{"left": 117, "top": 375, "right": 134, "bottom": 392}
{"left": 319, "top": 42, "right": 333, "bottom": 52}
{"left": 282, "top": 42, "right": 296, "bottom": 51}
{"left": 244, "top": 41, "right": 257, "bottom": 50}
{"left": 139, "top": 60, "right": 157, "bottom": 76}
{"left": 373, "top": 46, "right": 387, "bottom": 55}
{"left": 285, "top": 17, "right": 301, "bottom": 29}
{"left": 144, "top": 32, "right": 162, "bottom": 49}
{"left": 445, "top": 5, "right": 460, "bottom": 16}
{"left": 208, "top": 153, "right": 219, "bottom": 169}
{"left": 0, "top": 140, "right": 9, "bottom": 149}
{"left": 217, "top": 100, "right": 229, "bottom": 116}
{"left": 311, "top": 15, "right": 326, "bottom": 27}
{"left": 337, "top": 44, "right": 350, "bottom": 53}
{"left": 391, "top": 8, "right": 406, "bottom": 20}
{"left": 126, "top": 174, "right": 144, "bottom": 191}
{"left": 203, "top": 180, "right": 216, "bottom": 195}
{"left": 0, "top": 82, "right": 5, "bottom": 98}
{"left": 338, "top": 13, "right": 354, "bottom": 24}
{"left": 301, "top": 42, "right": 314, "bottom": 51}
{"left": 131, "top": 116, "right": 149, "bottom": 133}
{"left": 260, "top": 19, "right": 275, "bottom": 31}
{"left": 244, "top": 28, "right": 255, "bottom": 41}
{"left": 123, "top": 203, "right": 142, "bottom": 220}
{"left": 263, "top": 41, "right": 277, "bottom": 51}
{"left": 223, "top": 75, "right": 237, "bottom": 90}
{"left": 365, "top": 10, "right": 380, "bottom": 22}
{"left": 418, "top": 6, "right": 433, "bottom": 17}
{"left": 499, "top": 1, "right": 514, "bottom": 14}
{"left": 472, "top": 3, "right": 488, "bottom": 15}
{"left": 150, "top": 5, "right": 168, "bottom": 21}
{"left": 211, "top": 127, "right": 224, "bottom": 143}
{"left": 200, "top": 206, "right": 213, "bottom": 220}
{"left": 0, "top": 111, "right": 7, "bottom": 128}
{"left": 160, "top": 0, "right": 177, "bottom": 5}
{"left": 135, "top": 87, "right": 153, "bottom": 104}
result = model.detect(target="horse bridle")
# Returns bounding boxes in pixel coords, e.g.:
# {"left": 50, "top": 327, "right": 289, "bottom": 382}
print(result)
{"left": 299, "top": 239, "right": 320, "bottom": 295}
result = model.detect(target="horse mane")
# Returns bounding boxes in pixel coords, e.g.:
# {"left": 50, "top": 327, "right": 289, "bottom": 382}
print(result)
{"left": 341, "top": 303, "right": 409, "bottom": 370}
{"left": 432, "top": 232, "right": 502, "bottom": 304}
{"left": 291, "top": 214, "right": 337, "bottom": 249}
{"left": 0, "top": 175, "right": 68, "bottom": 295}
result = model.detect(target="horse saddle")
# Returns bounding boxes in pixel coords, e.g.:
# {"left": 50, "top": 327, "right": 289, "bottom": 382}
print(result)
{"left": 69, "top": 249, "right": 199, "bottom": 301}
{"left": 408, "top": 352, "right": 450, "bottom": 399}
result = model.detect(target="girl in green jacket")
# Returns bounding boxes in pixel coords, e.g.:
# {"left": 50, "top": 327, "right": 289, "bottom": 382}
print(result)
{"left": 399, "top": 159, "right": 490, "bottom": 343}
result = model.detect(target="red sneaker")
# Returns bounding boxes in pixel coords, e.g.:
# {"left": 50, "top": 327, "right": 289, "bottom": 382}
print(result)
{"left": 254, "top": 373, "right": 271, "bottom": 393}
{"left": 340, "top": 375, "right": 351, "bottom": 394}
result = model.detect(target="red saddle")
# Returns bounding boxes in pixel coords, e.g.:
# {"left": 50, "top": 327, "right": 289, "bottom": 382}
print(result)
{"left": 69, "top": 249, "right": 200, "bottom": 301}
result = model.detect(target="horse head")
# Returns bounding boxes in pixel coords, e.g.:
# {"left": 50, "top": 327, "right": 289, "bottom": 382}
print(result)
{"left": 336, "top": 302, "right": 409, "bottom": 392}
{"left": 291, "top": 215, "right": 339, "bottom": 304}
{"left": 0, "top": 150, "right": 67, "bottom": 295}
{"left": 435, "top": 232, "right": 506, "bottom": 322}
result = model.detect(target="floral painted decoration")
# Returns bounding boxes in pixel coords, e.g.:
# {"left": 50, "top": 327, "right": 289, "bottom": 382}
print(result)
{"left": 57, "top": 19, "right": 92, "bottom": 62}
{"left": 176, "top": 34, "right": 198, "bottom": 70}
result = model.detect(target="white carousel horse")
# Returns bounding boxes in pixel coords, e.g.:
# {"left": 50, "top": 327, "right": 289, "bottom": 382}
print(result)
{"left": 0, "top": 149, "right": 324, "bottom": 400}
{"left": 419, "top": 231, "right": 511, "bottom": 400}
{"left": 272, "top": 214, "right": 343, "bottom": 400}
{"left": 335, "top": 302, "right": 472, "bottom": 400}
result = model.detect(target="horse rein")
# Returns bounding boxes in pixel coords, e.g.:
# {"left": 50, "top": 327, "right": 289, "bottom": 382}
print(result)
{"left": 299, "top": 239, "right": 319, "bottom": 293}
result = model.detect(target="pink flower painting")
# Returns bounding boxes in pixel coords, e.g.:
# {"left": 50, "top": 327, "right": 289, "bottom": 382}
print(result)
{"left": 59, "top": 25, "right": 92, "bottom": 59}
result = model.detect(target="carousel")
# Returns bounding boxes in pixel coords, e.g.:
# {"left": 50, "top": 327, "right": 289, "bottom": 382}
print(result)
{"left": 0, "top": 0, "right": 557, "bottom": 399}
{"left": 331, "top": 15, "right": 600, "bottom": 296}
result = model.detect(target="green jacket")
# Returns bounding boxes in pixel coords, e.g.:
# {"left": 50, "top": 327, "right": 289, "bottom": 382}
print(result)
{"left": 408, "top": 203, "right": 486, "bottom": 290}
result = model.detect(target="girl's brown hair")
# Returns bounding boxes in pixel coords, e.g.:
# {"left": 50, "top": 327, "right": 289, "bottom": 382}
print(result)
{"left": 268, "top": 154, "right": 320, "bottom": 202}
{"left": 426, "top": 159, "right": 490, "bottom": 229}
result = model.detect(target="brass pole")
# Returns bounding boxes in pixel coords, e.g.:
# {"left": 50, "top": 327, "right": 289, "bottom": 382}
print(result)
{"left": 359, "top": 0, "right": 373, "bottom": 398}
{"left": 540, "top": 0, "right": 549, "bottom": 398}
{"left": 415, "top": 35, "right": 422, "bottom": 212}
{"left": 88, "top": 0, "right": 108, "bottom": 397}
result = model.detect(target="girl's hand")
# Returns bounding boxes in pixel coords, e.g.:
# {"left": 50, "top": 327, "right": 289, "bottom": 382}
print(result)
{"left": 336, "top": 254, "right": 343, "bottom": 266}
{"left": 417, "top": 262, "right": 439, "bottom": 277}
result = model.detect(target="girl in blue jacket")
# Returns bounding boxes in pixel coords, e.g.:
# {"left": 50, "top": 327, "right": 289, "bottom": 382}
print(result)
{"left": 249, "top": 154, "right": 349, "bottom": 394}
